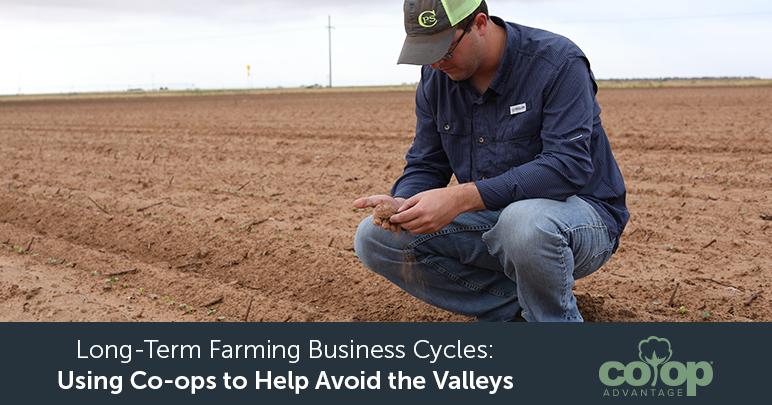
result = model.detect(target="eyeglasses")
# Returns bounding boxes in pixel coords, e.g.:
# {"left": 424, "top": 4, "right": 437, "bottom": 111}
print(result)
{"left": 442, "top": 20, "right": 473, "bottom": 60}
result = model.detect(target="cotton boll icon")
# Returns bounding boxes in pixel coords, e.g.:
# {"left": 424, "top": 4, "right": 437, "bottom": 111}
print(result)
{"left": 638, "top": 336, "right": 673, "bottom": 387}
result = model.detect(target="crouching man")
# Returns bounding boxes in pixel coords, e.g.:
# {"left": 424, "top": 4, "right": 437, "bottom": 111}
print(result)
{"left": 354, "top": 0, "right": 628, "bottom": 322}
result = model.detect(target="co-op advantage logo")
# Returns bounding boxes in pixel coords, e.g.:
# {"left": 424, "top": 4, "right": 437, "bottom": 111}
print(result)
{"left": 599, "top": 336, "right": 713, "bottom": 397}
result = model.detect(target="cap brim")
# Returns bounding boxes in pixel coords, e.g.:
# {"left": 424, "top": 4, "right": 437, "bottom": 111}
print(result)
{"left": 397, "top": 27, "right": 456, "bottom": 65}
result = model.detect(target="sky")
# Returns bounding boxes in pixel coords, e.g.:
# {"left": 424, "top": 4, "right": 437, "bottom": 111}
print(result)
{"left": 1, "top": 0, "right": 770, "bottom": 95}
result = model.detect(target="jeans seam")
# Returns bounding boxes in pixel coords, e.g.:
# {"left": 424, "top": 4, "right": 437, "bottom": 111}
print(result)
{"left": 421, "top": 258, "right": 516, "bottom": 298}
{"left": 575, "top": 239, "right": 617, "bottom": 274}
{"left": 571, "top": 195, "right": 612, "bottom": 242}
{"left": 408, "top": 225, "right": 494, "bottom": 249}
{"left": 559, "top": 223, "right": 607, "bottom": 321}
{"left": 564, "top": 223, "right": 612, "bottom": 275}
{"left": 556, "top": 233, "right": 571, "bottom": 320}
{"left": 560, "top": 224, "right": 607, "bottom": 234}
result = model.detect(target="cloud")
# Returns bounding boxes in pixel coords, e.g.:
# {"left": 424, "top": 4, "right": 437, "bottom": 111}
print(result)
{"left": 3, "top": 0, "right": 390, "bottom": 23}
{"left": 3, "top": 0, "right": 544, "bottom": 23}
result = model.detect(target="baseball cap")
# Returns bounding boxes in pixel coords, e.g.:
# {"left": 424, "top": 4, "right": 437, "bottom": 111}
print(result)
{"left": 398, "top": 0, "right": 482, "bottom": 65}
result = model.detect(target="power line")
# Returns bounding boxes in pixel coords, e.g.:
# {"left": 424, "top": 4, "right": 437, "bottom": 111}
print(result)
{"left": 6, "top": 10, "right": 769, "bottom": 52}
{"left": 327, "top": 15, "right": 334, "bottom": 88}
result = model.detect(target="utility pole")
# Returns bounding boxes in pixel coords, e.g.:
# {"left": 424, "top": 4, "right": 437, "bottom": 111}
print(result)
{"left": 327, "top": 15, "right": 334, "bottom": 88}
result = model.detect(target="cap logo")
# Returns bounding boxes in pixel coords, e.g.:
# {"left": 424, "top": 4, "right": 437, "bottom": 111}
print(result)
{"left": 418, "top": 10, "right": 437, "bottom": 28}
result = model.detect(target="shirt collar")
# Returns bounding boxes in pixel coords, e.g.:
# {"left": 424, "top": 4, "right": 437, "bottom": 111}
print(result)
{"left": 455, "top": 16, "right": 516, "bottom": 99}
{"left": 485, "top": 16, "right": 517, "bottom": 97}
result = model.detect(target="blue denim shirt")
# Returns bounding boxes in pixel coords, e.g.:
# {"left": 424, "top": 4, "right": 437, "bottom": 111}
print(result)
{"left": 391, "top": 16, "right": 629, "bottom": 242}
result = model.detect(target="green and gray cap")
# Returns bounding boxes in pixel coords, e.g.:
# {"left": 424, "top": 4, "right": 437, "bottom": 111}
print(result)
{"left": 398, "top": 0, "right": 482, "bottom": 65}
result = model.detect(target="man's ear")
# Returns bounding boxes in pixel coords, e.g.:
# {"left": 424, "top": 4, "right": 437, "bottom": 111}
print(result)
{"left": 473, "top": 13, "right": 489, "bottom": 36}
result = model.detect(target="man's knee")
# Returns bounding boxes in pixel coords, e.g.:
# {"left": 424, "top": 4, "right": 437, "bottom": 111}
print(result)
{"left": 355, "top": 217, "right": 413, "bottom": 277}
{"left": 495, "top": 201, "right": 563, "bottom": 247}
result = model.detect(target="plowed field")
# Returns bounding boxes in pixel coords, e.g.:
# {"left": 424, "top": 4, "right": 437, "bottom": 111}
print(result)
{"left": 1, "top": 86, "right": 770, "bottom": 322}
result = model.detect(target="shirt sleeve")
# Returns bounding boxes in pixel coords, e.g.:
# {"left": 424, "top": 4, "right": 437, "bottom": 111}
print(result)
{"left": 475, "top": 56, "right": 597, "bottom": 210}
{"left": 391, "top": 74, "right": 454, "bottom": 199}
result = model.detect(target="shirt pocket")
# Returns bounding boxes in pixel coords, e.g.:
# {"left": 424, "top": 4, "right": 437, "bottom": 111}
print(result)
{"left": 437, "top": 124, "right": 472, "bottom": 179}
{"left": 493, "top": 105, "right": 543, "bottom": 170}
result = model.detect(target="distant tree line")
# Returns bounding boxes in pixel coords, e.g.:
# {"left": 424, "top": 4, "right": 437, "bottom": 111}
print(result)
{"left": 600, "top": 76, "right": 760, "bottom": 81}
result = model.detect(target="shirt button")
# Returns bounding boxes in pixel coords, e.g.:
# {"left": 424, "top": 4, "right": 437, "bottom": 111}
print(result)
{"left": 444, "top": 124, "right": 451, "bottom": 131}
{"left": 478, "top": 137, "right": 485, "bottom": 143}
{"left": 481, "top": 176, "right": 488, "bottom": 180}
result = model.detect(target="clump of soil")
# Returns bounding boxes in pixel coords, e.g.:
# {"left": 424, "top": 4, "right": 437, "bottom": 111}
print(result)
{"left": 374, "top": 201, "right": 401, "bottom": 232}
{"left": 374, "top": 207, "right": 399, "bottom": 226}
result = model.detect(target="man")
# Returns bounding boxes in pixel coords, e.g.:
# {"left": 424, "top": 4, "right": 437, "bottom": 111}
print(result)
{"left": 353, "top": 0, "right": 628, "bottom": 322}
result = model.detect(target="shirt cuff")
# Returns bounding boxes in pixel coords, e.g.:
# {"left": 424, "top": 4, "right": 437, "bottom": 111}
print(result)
{"left": 475, "top": 173, "right": 519, "bottom": 211}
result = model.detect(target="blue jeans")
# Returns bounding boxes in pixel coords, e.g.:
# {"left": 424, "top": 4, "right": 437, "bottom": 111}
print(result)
{"left": 354, "top": 196, "right": 618, "bottom": 322}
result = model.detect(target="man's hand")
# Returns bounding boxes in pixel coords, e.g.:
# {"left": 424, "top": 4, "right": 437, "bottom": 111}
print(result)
{"left": 353, "top": 195, "right": 406, "bottom": 233}
{"left": 389, "top": 183, "right": 485, "bottom": 234}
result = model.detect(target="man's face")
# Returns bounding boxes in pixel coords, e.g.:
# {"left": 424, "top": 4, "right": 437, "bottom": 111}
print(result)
{"left": 429, "top": 23, "right": 483, "bottom": 81}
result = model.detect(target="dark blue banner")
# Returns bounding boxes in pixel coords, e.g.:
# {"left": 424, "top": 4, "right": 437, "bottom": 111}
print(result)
{"left": 0, "top": 323, "right": 765, "bottom": 404}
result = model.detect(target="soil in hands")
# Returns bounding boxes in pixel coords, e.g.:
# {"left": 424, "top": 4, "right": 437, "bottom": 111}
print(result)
{"left": 374, "top": 201, "right": 401, "bottom": 230}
